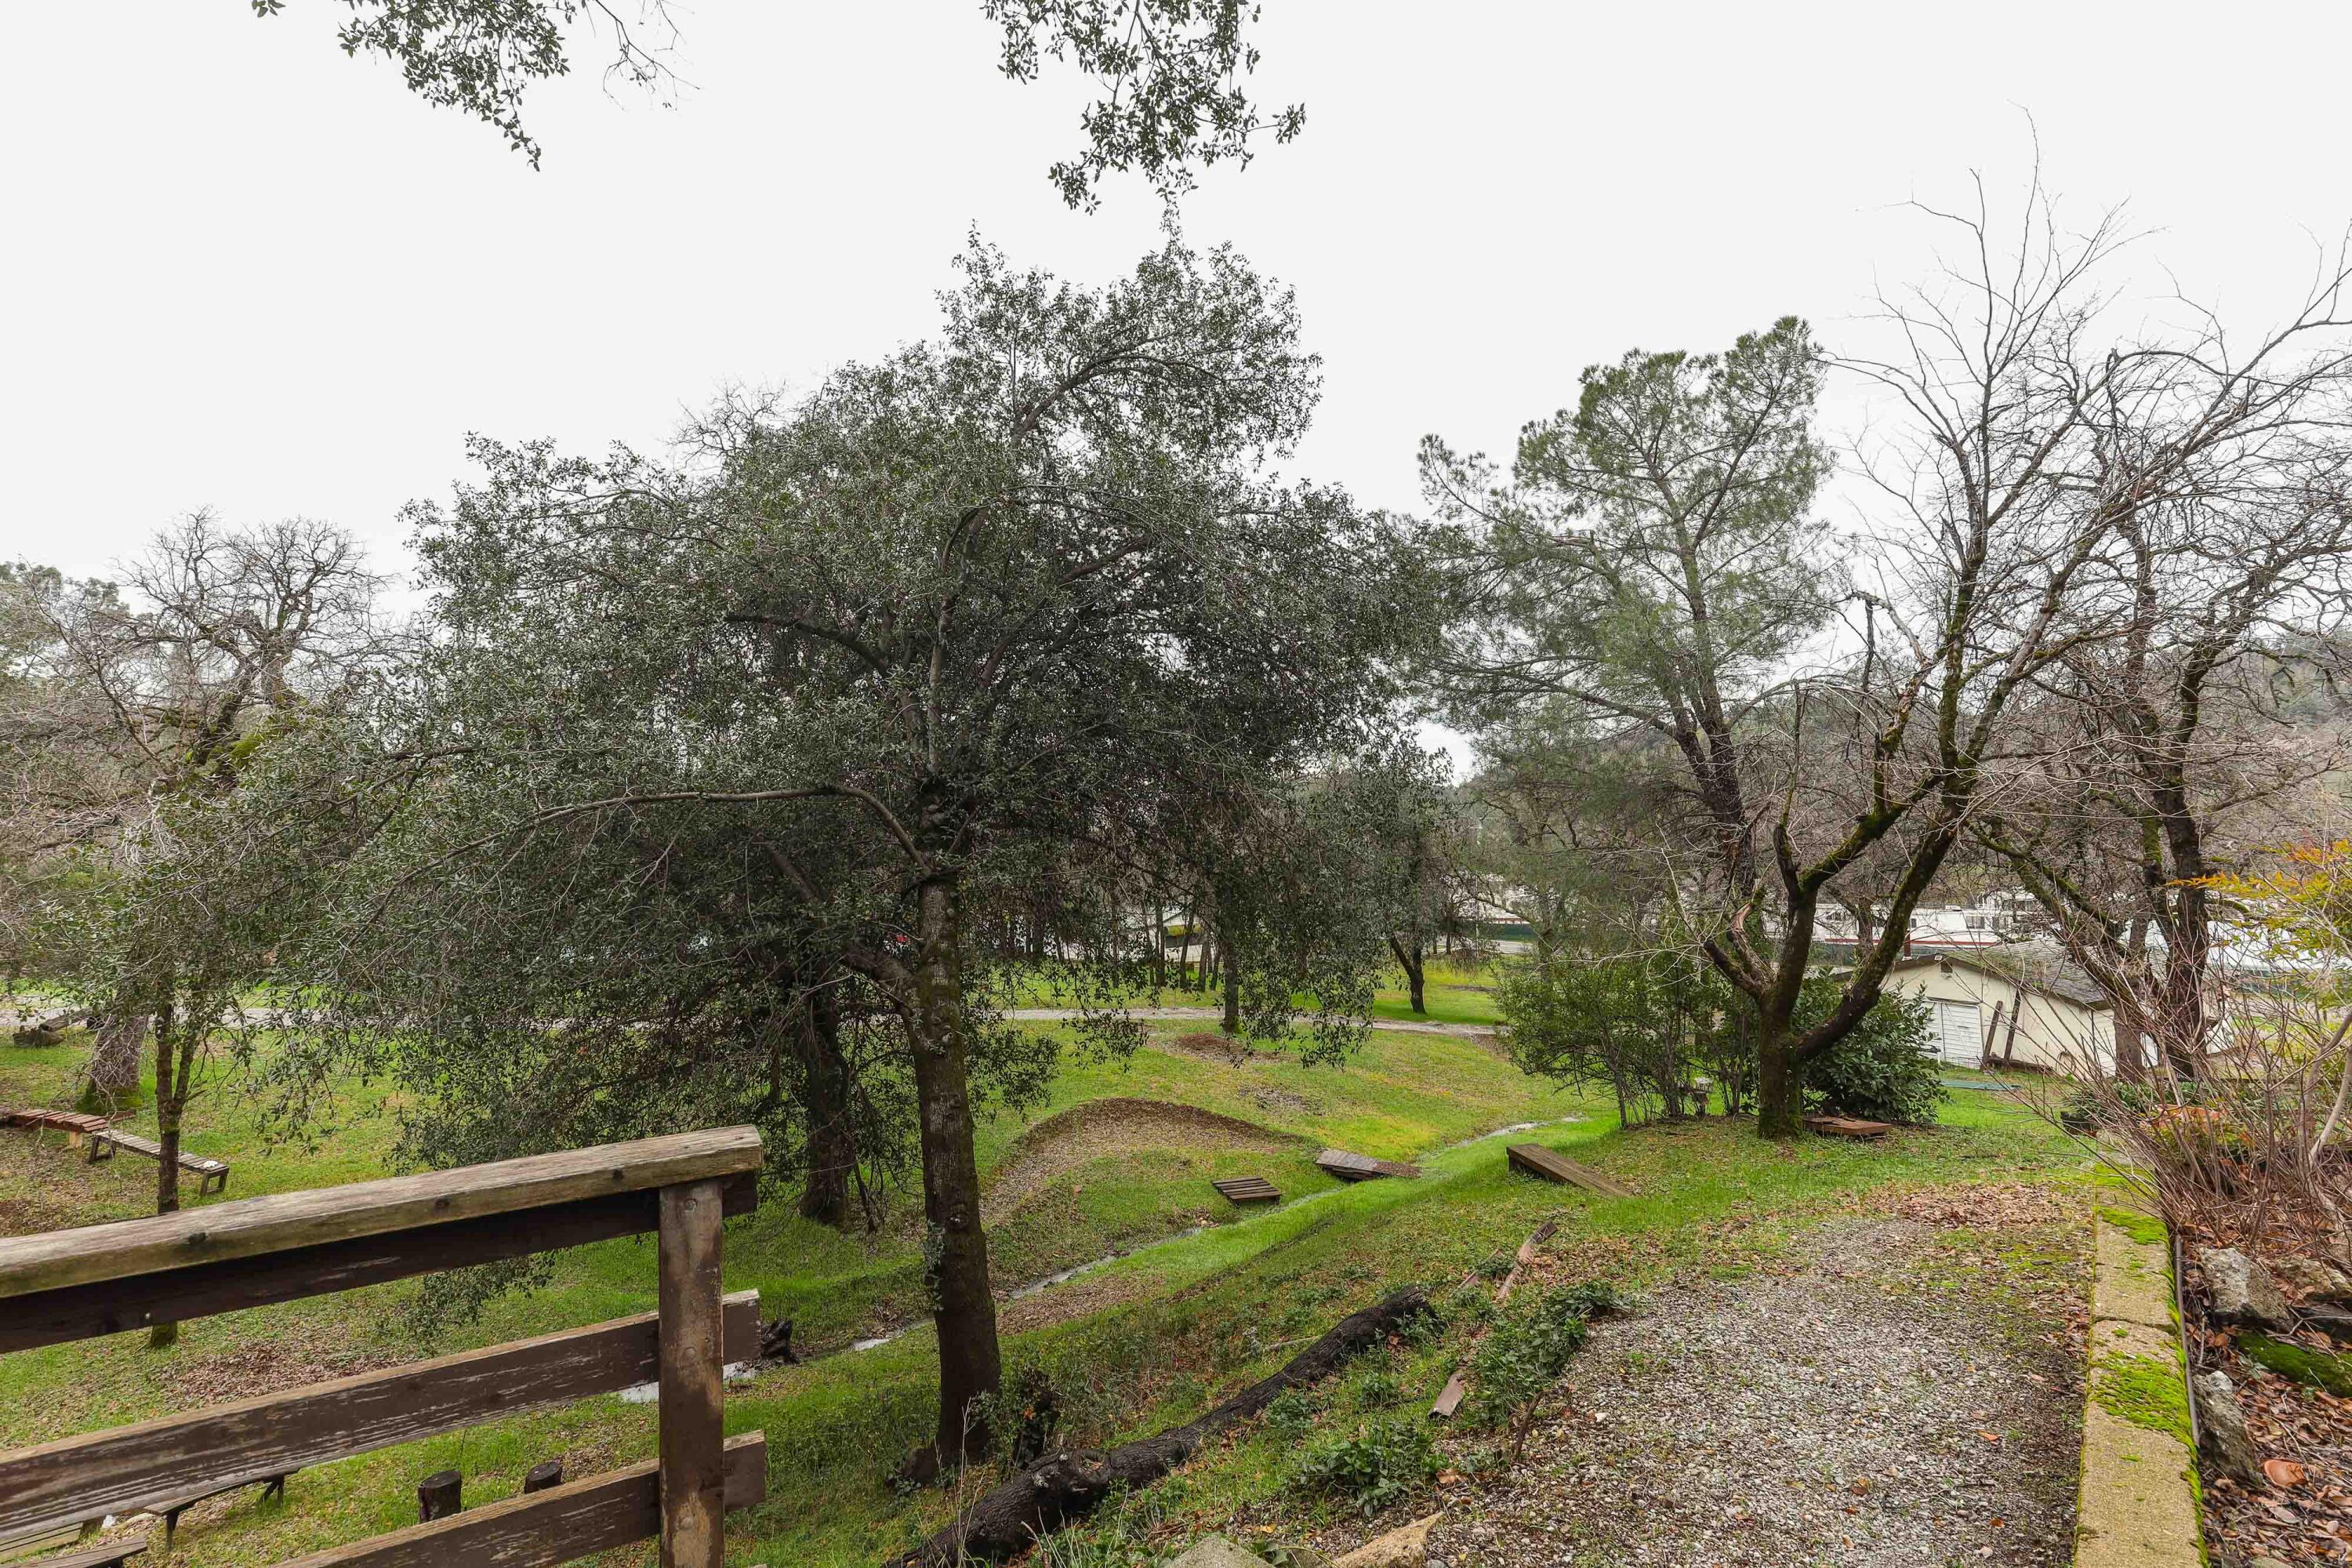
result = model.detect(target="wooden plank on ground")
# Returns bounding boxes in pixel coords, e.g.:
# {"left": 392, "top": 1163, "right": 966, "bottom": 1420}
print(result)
{"left": 0, "top": 1295, "right": 760, "bottom": 1540}
{"left": 1314, "top": 1149, "right": 1421, "bottom": 1182}
{"left": 1211, "top": 1177, "right": 1279, "bottom": 1204}
{"left": 1494, "top": 1218, "right": 1561, "bottom": 1304}
{"left": 1505, "top": 1144, "right": 1632, "bottom": 1197}
{"left": 0, "top": 1127, "right": 763, "bottom": 1301}
{"left": 1428, "top": 1370, "right": 1468, "bottom": 1419}
{"left": 260, "top": 1432, "right": 764, "bottom": 1568}
{"left": 0, "top": 1175, "right": 757, "bottom": 1356}
{"left": 1803, "top": 1114, "right": 1893, "bottom": 1140}
{"left": 14, "top": 1543, "right": 147, "bottom": 1568}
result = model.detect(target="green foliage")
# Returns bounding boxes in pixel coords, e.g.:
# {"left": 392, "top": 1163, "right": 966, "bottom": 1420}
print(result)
{"left": 1261, "top": 1388, "right": 1319, "bottom": 1440}
{"left": 1346, "top": 1368, "right": 1401, "bottom": 1409}
{"left": 1464, "top": 1281, "right": 1618, "bottom": 1430}
{"left": 1290, "top": 1413, "right": 1441, "bottom": 1516}
{"left": 1793, "top": 981, "right": 1944, "bottom": 1125}
{"left": 1499, "top": 943, "right": 1726, "bottom": 1123}
{"left": 259, "top": 0, "right": 1298, "bottom": 205}
{"left": 1421, "top": 318, "right": 1833, "bottom": 739}
{"left": 985, "top": 0, "right": 1303, "bottom": 209}
{"left": 1033, "top": 1485, "right": 1168, "bottom": 1568}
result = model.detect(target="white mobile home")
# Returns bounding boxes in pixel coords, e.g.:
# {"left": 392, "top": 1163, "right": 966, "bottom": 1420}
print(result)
{"left": 1882, "top": 945, "right": 2116, "bottom": 1073}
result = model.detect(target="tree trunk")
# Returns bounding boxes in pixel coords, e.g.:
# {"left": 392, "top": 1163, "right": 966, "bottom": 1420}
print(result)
{"left": 1754, "top": 1025, "right": 1802, "bottom": 1140}
{"left": 149, "top": 1002, "right": 185, "bottom": 1349}
{"left": 1396, "top": 935, "right": 1427, "bottom": 1015}
{"left": 1219, "top": 938, "right": 1240, "bottom": 1034}
{"left": 797, "top": 978, "right": 856, "bottom": 1228}
{"left": 85, "top": 1003, "right": 147, "bottom": 1111}
{"left": 906, "top": 879, "right": 1000, "bottom": 1468}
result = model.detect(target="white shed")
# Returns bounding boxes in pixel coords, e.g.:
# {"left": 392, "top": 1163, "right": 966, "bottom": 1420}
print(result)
{"left": 1881, "top": 945, "right": 2116, "bottom": 1073}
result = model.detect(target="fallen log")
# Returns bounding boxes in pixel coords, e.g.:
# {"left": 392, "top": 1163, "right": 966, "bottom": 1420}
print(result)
{"left": 882, "top": 1288, "right": 1432, "bottom": 1568}
{"left": 10, "top": 1011, "right": 83, "bottom": 1047}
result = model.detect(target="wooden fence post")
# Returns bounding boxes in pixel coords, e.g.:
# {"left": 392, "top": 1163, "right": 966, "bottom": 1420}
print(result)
{"left": 523, "top": 1459, "right": 564, "bottom": 1494}
{"left": 418, "top": 1468, "right": 461, "bottom": 1521}
{"left": 658, "top": 1178, "right": 726, "bottom": 1568}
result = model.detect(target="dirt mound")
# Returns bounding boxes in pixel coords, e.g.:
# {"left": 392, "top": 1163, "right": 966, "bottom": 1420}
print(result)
{"left": 984, "top": 1097, "right": 1303, "bottom": 1221}
{"left": 1161, "top": 1029, "right": 1278, "bottom": 1064}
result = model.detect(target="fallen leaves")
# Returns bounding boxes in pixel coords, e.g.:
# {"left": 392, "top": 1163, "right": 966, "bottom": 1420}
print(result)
{"left": 2264, "top": 1457, "right": 2308, "bottom": 1490}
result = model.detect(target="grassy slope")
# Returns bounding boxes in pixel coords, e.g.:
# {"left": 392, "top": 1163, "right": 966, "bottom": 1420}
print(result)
{"left": 0, "top": 1024, "right": 2079, "bottom": 1568}
{"left": 0, "top": 1018, "right": 1566, "bottom": 1430}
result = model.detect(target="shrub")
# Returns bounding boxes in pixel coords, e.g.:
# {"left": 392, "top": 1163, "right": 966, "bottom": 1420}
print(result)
{"left": 1795, "top": 980, "right": 1944, "bottom": 1124}
{"left": 1466, "top": 1285, "right": 1598, "bottom": 1432}
{"left": 1290, "top": 1414, "right": 1441, "bottom": 1515}
{"left": 1263, "top": 1388, "right": 1319, "bottom": 1439}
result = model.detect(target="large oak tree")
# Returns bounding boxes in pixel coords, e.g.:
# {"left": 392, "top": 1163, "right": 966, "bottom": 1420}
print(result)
{"left": 315, "top": 238, "right": 1414, "bottom": 1468}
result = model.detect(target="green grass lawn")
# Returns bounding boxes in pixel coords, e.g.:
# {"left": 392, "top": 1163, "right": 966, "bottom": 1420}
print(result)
{"left": 0, "top": 1028, "right": 2088, "bottom": 1568}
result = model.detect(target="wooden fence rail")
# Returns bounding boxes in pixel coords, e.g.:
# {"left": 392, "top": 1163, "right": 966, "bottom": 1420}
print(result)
{"left": 0, "top": 1127, "right": 768, "bottom": 1568}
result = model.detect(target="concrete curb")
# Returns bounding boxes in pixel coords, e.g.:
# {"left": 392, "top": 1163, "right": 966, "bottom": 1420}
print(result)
{"left": 2074, "top": 1209, "right": 2203, "bottom": 1566}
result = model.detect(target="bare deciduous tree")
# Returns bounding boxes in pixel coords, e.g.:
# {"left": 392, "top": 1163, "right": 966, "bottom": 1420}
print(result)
{"left": 7, "top": 516, "right": 387, "bottom": 1323}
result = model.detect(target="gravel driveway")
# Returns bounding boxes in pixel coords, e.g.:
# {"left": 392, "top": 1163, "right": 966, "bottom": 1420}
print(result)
{"left": 1426, "top": 1204, "right": 2087, "bottom": 1568}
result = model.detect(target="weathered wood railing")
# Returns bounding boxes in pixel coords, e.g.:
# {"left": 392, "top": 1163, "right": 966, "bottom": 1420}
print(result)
{"left": 0, "top": 1126, "right": 766, "bottom": 1567}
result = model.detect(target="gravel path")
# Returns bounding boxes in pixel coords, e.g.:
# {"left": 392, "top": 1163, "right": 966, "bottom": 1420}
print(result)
{"left": 1428, "top": 1209, "right": 2086, "bottom": 1568}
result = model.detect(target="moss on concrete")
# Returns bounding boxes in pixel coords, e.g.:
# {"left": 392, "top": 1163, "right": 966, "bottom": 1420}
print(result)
{"left": 2097, "top": 1206, "right": 2168, "bottom": 1247}
{"left": 2092, "top": 1351, "right": 2192, "bottom": 1448}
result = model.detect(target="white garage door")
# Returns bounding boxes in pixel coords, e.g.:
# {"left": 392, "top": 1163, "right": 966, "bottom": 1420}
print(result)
{"left": 1930, "top": 1000, "right": 1982, "bottom": 1065}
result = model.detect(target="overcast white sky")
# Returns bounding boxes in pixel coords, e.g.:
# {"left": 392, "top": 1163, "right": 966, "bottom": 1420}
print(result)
{"left": 8, "top": 2, "right": 2351, "bottom": 601}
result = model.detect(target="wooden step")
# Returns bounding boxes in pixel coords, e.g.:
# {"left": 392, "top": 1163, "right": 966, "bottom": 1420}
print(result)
{"left": 1803, "top": 1114, "right": 1893, "bottom": 1140}
{"left": 1315, "top": 1149, "right": 1421, "bottom": 1182}
{"left": 1211, "top": 1177, "right": 1280, "bottom": 1204}
{"left": 1505, "top": 1143, "right": 1633, "bottom": 1196}
{"left": 3, "top": 1109, "right": 112, "bottom": 1149}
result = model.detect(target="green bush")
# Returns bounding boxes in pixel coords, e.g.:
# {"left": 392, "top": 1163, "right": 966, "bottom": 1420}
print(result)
{"left": 1795, "top": 980, "right": 1944, "bottom": 1124}
{"left": 1290, "top": 1414, "right": 1442, "bottom": 1515}
{"left": 2057, "top": 1084, "right": 2103, "bottom": 1134}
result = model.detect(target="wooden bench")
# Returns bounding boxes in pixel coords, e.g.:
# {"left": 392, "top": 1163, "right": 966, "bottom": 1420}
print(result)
{"left": 1315, "top": 1148, "right": 1421, "bottom": 1182}
{"left": 150, "top": 1472, "right": 288, "bottom": 1543}
{"left": 1803, "top": 1113, "right": 1893, "bottom": 1140}
{"left": 1506, "top": 1143, "right": 1634, "bottom": 1196}
{"left": 86, "top": 1131, "right": 230, "bottom": 1194}
{"left": 1211, "top": 1176, "right": 1279, "bottom": 1204}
